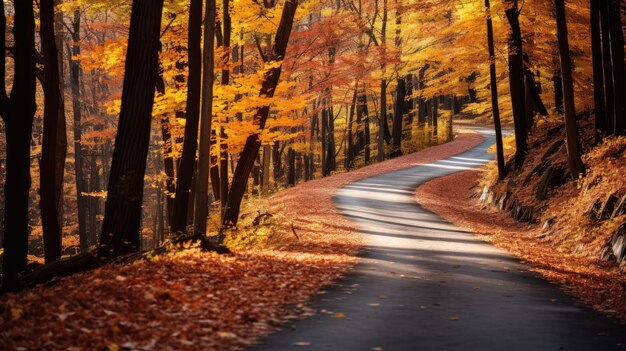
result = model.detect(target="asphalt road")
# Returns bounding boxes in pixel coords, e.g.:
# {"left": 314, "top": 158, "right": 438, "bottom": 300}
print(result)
{"left": 252, "top": 130, "right": 626, "bottom": 351}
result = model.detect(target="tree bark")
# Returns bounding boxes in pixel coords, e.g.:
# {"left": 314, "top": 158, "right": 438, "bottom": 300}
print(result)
{"left": 391, "top": 78, "right": 405, "bottom": 158}
{"left": 555, "top": 0, "right": 585, "bottom": 179}
{"left": 599, "top": 0, "right": 615, "bottom": 135}
{"left": 222, "top": 0, "right": 299, "bottom": 226}
{"left": 590, "top": 0, "right": 605, "bottom": 141}
{"left": 194, "top": 0, "right": 216, "bottom": 236}
{"left": 172, "top": 0, "right": 203, "bottom": 233}
{"left": 99, "top": 0, "right": 164, "bottom": 257}
{"left": 485, "top": 0, "right": 506, "bottom": 180}
{"left": 1, "top": 0, "right": 37, "bottom": 291}
{"left": 606, "top": 0, "right": 624, "bottom": 135}
{"left": 40, "top": 0, "right": 65, "bottom": 263}
{"left": 505, "top": 0, "right": 528, "bottom": 168}
{"left": 67, "top": 11, "right": 89, "bottom": 252}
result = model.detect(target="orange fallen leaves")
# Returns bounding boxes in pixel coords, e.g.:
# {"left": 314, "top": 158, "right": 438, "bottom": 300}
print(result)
{"left": 0, "top": 131, "right": 484, "bottom": 350}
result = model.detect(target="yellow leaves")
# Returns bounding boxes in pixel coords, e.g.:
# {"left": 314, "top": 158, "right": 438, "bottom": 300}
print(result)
{"left": 334, "top": 312, "right": 345, "bottom": 318}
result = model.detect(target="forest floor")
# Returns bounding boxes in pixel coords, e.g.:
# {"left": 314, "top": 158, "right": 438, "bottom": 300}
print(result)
{"left": 0, "top": 131, "right": 483, "bottom": 350}
{"left": 415, "top": 169, "right": 626, "bottom": 322}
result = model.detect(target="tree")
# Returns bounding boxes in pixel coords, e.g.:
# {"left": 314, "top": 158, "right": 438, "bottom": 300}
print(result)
{"left": 505, "top": 0, "right": 527, "bottom": 168}
{"left": 172, "top": 0, "right": 204, "bottom": 233}
{"left": 0, "top": 0, "right": 37, "bottom": 291}
{"left": 40, "top": 0, "right": 67, "bottom": 263}
{"left": 555, "top": 0, "right": 585, "bottom": 179}
{"left": 590, "top": 0, "right": 605, "bottom": 142}
{"left": 222, "top": 0, "right": 299, "bottom": 227}
{"left": 194, "top": 0, "right": 216, "bottom": 236}
{"left": 99, "top": 0, "right": 165, "bottom": 257}
{"left": 485, "top": 0, "right": 505, "bottom": 179}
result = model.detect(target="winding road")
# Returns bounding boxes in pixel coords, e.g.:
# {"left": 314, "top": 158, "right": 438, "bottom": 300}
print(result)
{"left": 253, "top": 130, "right": 626, "bottom": 351}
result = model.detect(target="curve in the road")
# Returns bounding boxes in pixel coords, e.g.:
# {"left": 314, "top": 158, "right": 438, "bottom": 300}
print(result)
{"left": 252, "top": 130, "right": 626, "bottom": 351}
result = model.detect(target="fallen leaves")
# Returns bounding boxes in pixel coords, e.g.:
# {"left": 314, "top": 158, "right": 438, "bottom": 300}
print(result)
{"left": 416, "top": 169, "right": 626, "bottom": 323}
{"left": 0, "top": 132, "right": 484, "bottom": 350}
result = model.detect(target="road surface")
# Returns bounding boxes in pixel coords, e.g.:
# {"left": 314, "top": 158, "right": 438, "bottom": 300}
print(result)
{"left": 252, "top": 130, "right": 626, "bottom": 351}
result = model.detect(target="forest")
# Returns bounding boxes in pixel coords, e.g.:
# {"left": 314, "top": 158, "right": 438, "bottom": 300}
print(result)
{"left": 0, "top": 0, "right": 625, "bottom": 349}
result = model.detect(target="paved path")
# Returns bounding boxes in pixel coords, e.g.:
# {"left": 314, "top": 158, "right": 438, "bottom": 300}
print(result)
{"left": 252, "top": 130, "right": 626, "bottom": 351}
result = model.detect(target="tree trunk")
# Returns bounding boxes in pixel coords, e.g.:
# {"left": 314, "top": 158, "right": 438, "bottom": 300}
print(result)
{"left": 67, "top": 11, "right": 89, "bottom": 252}
{"left": 98, "top": 0, "right": 164, "bottom": 257}
{"left": 40, "top": 0, "right": 65, "bottom": 263}
{"left": 485, "top": 0, "right": 506, "bottom": 180}
{"left": 555, "top": 0, "right": 585, "bottom": 179}
{"left": 590, "top": 0, "right": 605, "bottom": 141}
{"left": 287, "top": 147, "right": 296, "bottom": 187}
{"left": 193, "top": 0, "right": 216, "bottom": 236}
{"left": 391, "top": 78, "right": 405, "bottom": 157}
{"left": 172, "top": 0, "right": 203, "bottom": 233}
{"left": 219, "top": 0, "right": 232, "bottom": 215}
{"left": 505, "top": 1, "right": 528, "bottom": 168}
{"left": 599, "top": 1, "right": 615, "bottom": 135}
{"left": 261, "top": 144, "right": 271, "bottom": 192}
{"left": 223, "top": 0, "right": 299, "bottom": 226}
{"left": 607, "top": 0, "right": 624, "bottom": 135}
{"left": 1, "top": 0, "right": 37, "bottom": 291}
{"left": 378, "top": 79, "right": 386, "bottom": 162}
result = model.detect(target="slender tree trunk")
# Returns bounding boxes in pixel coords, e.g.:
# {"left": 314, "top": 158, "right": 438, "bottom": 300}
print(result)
{"left": 223, "top": 0, "right": 299, "bottom": 226}
{"left": 67, "top": 12, "right": 89, "bottom": 252}
{"left": 590, "top": 0, "right": 605, "bottom": 141}
{"left": 261, "top": 144, "right": 271, "bottom": 192}
{"left": 607, "top": 0, "right": 624, "bottom": 135}
{"left": 0, "top": 0, "right": 37, "bottom": 291}
{"left": 287, "top": 147, "right": 295, "bottom": 187}
{"left": 219, "top": 0, "right": 231, "bottom": 215}
{"left": 599, "top": 1, "right": 615, "bottom": 135}
{"left": 505, "top": 0, "right": 528, "bottom": 168}
{"left": 555, "top": 0, "right": 585, "bottom": 179}
{"left": 391, "top": 78, "right": 405, "bottom": 157}
{"left": 98, "top": 0, "right": 164, "bottom": 256}
{"left": 172, "top": 0, "right": 203, "bottom": 233}
{"left": 486, "top": 0, "right": 506, "bottom": 180}
{"left": 40, "top": 0, "right": 65, "bottom": 262}
{"left": 194, "top": 0, "right": 216, "bottom": 236}
{"left": 378, "top": 79, "right": 387, "bottom": 162}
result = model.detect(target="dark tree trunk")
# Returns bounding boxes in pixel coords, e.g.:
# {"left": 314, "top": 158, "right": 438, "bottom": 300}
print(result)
{"left": 505, "top": 1, "right": 528, "bottom": 168}
{"left": 599, "top": 1, "right": 615, "bottom": 135}
{"left": 346, "top": 88, "right": 357, "bottom": 169}
{"left": 172, "top": 0, "right": 203, "bottom": 233}
{"left": 287, "top": 147, "right": 296, "bottom": 187}
{"left": 607, "top": 0, "right": 624, "bottom": 135}
{"left": 485, "top": 0, "right": 506, "bottom": 180}
{"left": 219, "top": 0, "right": 231, "bottom": 215}
{"left": 40, "top": 0, "right": 65, "bottom": 263}
{"left": 1, "top": 0, "right": 38, "bottom": 291}
{"left": 363, "top": 103, "right": 370, "bottom": 164}
{"left": 378, "top": 79, "right": 386, "bottom": 162}
{"left": 327, "top": 103, "right": 337, "bottom": 171}
{"left": 590, "top": 0, "right": 605, "bottom": 141}
{"left": 555, "top": 0, "right": 585, "bottom": 179}
{"left": 155, "top": 62, "right": 176, "bottom": 226}
{"left": 98, "top": 0, "right": 164, "bottom": 257}
{"left": 67, "top": 11, "right": 88, "bottom": 252}
{"left": 405, "top": 74, "right": 414, "bottom": 137}
{"left": 193, "top": 0, "right": 216, "bottom": 236}
{"left": 321, "top": 103, "right": 328, "bottom": 177}
{"left": 261, "top": 144, "right": 271, "bottom": 192}
{"left": 391, "top": 78, "right": 406, "bottom": 158}
{"left": 223, "top": 0, "right": 299, "bottom": 226}
{"left": 432, "top": 96, "right": 439, "bottom": 141}
{"left": 272, "top": 141, "right": 283, "bottom": 183}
